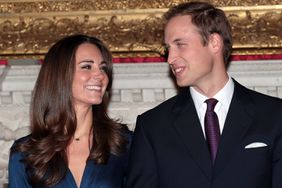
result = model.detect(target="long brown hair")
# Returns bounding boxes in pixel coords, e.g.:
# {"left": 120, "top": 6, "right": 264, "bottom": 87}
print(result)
{"left": 11, "top": 34, "right": 128, "bottom": 186}
{"left": 164, "top": 1, "right": 233, "bottom": 66}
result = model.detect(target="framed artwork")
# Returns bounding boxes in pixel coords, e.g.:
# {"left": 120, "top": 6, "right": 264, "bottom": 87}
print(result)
{"left": 0, "top": 0, "right": 281, "bottom": 59}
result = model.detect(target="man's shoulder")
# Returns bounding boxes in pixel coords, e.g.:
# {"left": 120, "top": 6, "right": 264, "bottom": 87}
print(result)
{"left": 141, "top": 94, "right": 179, "bottom": 117}
{"left": 234, "top": 80, "right": 282, "bottom": 107}
{"left": 140, "top": 87, "right": 191, "bottom": 117}
{"left": 250, "top": 90, "right": 282, "bottom": 109}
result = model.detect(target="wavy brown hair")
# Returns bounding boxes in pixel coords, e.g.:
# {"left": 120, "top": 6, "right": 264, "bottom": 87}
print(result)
{"left": 11, "top": 34, "right": 128, "bottom": 187}
{"left": 163, "top": 1, "right": 233, "bottom": 66}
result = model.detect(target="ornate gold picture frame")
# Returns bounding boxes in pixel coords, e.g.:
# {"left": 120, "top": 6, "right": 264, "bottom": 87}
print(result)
{"left": 0, "top": 0, "right": 281, "bottom": 59}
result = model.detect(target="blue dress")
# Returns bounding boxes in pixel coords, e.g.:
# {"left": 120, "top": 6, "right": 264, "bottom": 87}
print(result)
{"left": 8, "top": 134, "right": 131, "bottom": 188}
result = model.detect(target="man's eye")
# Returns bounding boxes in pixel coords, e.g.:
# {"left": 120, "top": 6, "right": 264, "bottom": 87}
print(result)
{"left": 176, "top": 43, "right": 185, "bottom": 47}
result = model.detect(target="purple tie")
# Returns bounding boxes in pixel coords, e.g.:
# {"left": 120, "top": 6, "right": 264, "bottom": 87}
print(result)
{"left": 204, "top": 98, "right": 220, "bottom": 163}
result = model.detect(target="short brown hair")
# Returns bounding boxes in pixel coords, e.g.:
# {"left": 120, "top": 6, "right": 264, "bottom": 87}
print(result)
{"left": 164, "top": 1, "right": 233, "bottom": 65}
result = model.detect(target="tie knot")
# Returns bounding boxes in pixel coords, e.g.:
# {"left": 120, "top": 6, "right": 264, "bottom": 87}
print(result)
{"left": 205, "top": 98, "right": 218, "bottom": 111}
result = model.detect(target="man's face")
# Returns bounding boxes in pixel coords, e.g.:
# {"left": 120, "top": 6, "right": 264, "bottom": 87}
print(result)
{"left": 164, "top": 15, "right": 216, "bottom": 90}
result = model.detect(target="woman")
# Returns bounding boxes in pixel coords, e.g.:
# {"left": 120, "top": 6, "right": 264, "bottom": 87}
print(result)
{"left": 9, "top": 34, "right": 130, "bottom": 188}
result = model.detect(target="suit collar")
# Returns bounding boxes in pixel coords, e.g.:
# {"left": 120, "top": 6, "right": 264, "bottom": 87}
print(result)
{"left": 171, "top": 80, "right": 256, "bottom": 180}
{"left": 190, "top": 75, "right": 234, "bottom": 112}
{"left": 172, "top": 87, "right": 213, "bottom": 180}
{"left": 213, "top": 79, "right": 255, "bottom": 177}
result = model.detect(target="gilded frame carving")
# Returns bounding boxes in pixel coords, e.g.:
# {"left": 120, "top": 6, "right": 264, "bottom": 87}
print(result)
{"left": 0, "top": 0, "right": 281, "bottom": 59}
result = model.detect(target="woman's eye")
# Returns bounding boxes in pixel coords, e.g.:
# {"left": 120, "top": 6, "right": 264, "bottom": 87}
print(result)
{"left": 100, "top": 64, "right": 107, "bottom": 72}
{"left": 81, "top": 64, "right": 92, "bottom": 70}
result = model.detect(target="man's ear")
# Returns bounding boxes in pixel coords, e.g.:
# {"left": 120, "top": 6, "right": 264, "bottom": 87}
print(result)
{"left": 208, "top": 33, "right": 223, "bottom": 53}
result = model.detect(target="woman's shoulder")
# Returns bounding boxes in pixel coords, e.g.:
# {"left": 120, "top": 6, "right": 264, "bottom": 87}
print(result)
{"left": 120, "top": 125, "right": 133, "bottom": 147}
{"left": 9, "top": 135, "right": 34, "bottom": 188}
{"left": 9, "top": 135, "right": 30, "bottom": 167}
{"left": 14, "top": 134, "right": 31, "bottom": 144}
{"left": 10, "top": 134, "right": 31, "bottom": 156}
{"left": 11, "top": 134, "right": 31, "bottom": 148}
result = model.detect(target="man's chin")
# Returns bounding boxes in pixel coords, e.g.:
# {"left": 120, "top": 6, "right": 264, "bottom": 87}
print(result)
{"left": 176, "top": 80, "right": 190, "bottom": 87}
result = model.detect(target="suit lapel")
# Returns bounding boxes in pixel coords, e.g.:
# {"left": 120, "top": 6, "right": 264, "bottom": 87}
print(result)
{"left": 213, "top": 80, "right": 255, "bottom": 178}
{"left": 172, "top": 88, "right": 212, "bottom": 180}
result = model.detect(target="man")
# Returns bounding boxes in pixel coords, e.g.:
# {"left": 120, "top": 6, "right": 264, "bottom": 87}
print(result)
{"left": 126, "top": 1, "right": 282, "bottom": 188}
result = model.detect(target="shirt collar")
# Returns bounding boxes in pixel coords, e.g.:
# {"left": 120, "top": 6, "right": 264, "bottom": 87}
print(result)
{"left": 190, "top": 75, "right": 234, "bottom": 110}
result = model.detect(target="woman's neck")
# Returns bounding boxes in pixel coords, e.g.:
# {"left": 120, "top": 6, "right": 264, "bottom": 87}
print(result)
{"left": 74, "top": 106, "right": 93, "bottom": 141}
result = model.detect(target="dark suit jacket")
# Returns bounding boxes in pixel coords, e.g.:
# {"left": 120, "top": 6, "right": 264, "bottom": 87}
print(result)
{"left": 126, "top": 80, "right": 282, "bottom": 188}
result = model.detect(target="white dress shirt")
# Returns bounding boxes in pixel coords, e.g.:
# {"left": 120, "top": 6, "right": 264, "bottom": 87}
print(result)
{"left": 190, "top": 76, "right": 234, "bottom": 137}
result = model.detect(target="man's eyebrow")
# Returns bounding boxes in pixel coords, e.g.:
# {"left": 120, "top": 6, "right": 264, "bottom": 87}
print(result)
{"left": 172, "top": 38, "right": 183, "bottom": 43}
{"left": 164, "top": 38, "right": 184, "bottom": 48}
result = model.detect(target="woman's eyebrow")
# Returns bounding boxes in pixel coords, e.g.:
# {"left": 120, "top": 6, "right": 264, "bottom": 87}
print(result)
{"left": 79, "top": 60, "right": 94, "bottom": 64}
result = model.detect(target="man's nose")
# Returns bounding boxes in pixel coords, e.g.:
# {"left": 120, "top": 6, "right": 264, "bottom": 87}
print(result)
{"left": 167, "top": 48, "right": 176, "bottom": 65}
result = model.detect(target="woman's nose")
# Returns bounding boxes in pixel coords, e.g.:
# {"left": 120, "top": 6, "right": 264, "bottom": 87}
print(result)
{"left": 92, "top": 66, "right": 105, "bottom": 79}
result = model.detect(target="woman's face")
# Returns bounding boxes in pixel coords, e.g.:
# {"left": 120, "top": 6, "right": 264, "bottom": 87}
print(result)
{"left": 72, "top": 43, "right": 109, "bottom": 109}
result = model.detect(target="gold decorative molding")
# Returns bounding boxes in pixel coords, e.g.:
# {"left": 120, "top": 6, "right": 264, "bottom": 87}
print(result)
{"left": 0, "top": 0, "right": 281, "bottom": 59}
